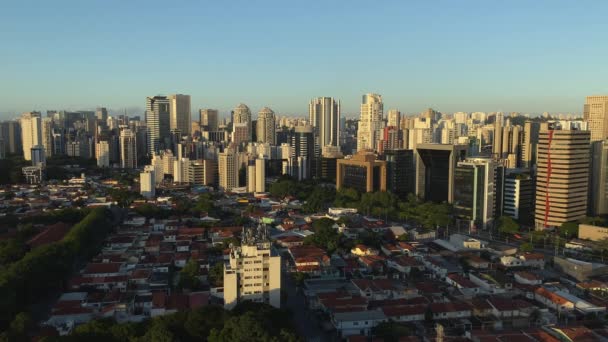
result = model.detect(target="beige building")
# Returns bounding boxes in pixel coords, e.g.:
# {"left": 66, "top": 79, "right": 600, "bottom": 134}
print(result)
{"left": 218, "top": 146, "right": 238, "bottom": 192}
{"left": 578, "top": 224, "right": 608, "bottom": 242}
{"left": 119, "top": 127, "right": 137, "bottom": 169}
{"left": 256, "top": 107, "right": 275, "bottom": 145}
{"left": 233, "top": 103, "right": 252, "bottom": 142}
{"left": 336, "top": 150, "right": 386, "bottom": 193}
{"left": 584, "top": 95, "right": 608, "bottom": 142}
{"left": 534, "top": 124, "right": 590, "bottom": 229}
{"left": 224, "top": 224, "right": 281, "bottom": 310}
{"left": 199, "top": 109, "right": 219, "bottom": 131}
{"left": 20, "top": 111, "right": 42, "bottom": 161}
{"left": 357, "top": 94, "right": 384, "bottom": 151}
{"left": 168, "top": 94, "right": 191, "bottom": 136}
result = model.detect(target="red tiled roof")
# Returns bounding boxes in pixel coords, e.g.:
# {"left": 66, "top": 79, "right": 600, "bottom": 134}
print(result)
{"left": 382, "top": 304, "right": 426, "bottom": 317}
{"left": 429, "top": 301, "right": 471, "bottom": 313}
{"left": 535, "top": 287, "right": 570, "bottom": 305}
{"left": 83, "top": 262, "right": 122, "bottom": 274}
{"left": 447, "top": 274, "right": 478, "bottom": 288}
{"left": 27, "top": 222, "right": 70, "bottom": 248}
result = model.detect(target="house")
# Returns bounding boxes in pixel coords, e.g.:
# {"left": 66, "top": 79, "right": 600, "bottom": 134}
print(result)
{"left": 422, "top": 255, "right": 462, "bottom": 279}
{"left": 514, "top": 271, "right": 543, "bottom": 286}
{"left": 317, "top": 291, "right": 368, "bottom": 313}
{"left": 464, "top": 254, "right": 490, "bottom": 269}
{"left": 520, "top": 253, "right": 545, "bottom": 269}
{"left": 381, "top": 243, "right": 401, "bottom": 256}
{"left": 396, "top": 241, "right": 416, "bottom": 256}
{"left": 351, "top": 244, "right": 379, "bottom": 256}
{"left": 381, "top": 304, "right": 426, "bottom": 323}
{"left": 534, "top": 287, "right": 575, "bottom": 313}
{"left": 331, "top": 310, "right": 387, "bottom": 337}
{"left": 82, "top": 263, "right": 124, "bottom": 278}
{"left": 499, "top": 256, "right": 523, "bottom": 268}
{"left": 387, "top": 255, "right": 424, "bottom": 277}
{"left": 351, "top": 279, "right": 401, "bottom": 301}
{"left": 358, "top": 255, "right": 386, "bottom": 273}
{"left": 469, "top": 273, "right": 507, "bottom": 294}
{"left": 429, "top": 302, "right": 472, "bottom": 320}
{"left": 409, "top": 229, "right": 436, "bottom": 241}
{"left": 446, "top": 274, "right": 480, "bottom": 297}
{"left": 288, "top": 245, "right": 329, "bottom": 273}
{"left": 275, "top": 235, "right": 304, "bottom": 248}
{"left": 486, "top": 297, "right": 534, "bottom": 319}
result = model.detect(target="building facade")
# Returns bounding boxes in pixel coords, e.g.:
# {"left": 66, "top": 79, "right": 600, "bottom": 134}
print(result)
{"left": 146, "top": 96, "right": 171, "bottom": 154}
{"left": 453, "top": 158, "right": 496, "bottom": 231}
{"left": 256, "top": 107, "right": 276, "bottom": 145}
{"left": 584, "top": 95, "right": 608, "bottom": 142}
{"left": 336, "top": 150, "right": 387, "bottom": 193}
{"left": 309, "top": 97, "right": 340, "bottom": 155}
{"left": 168, "top": 94, "right": 191, "bottom": 136}
{"left": 357, "top": 94, "right": 384, "bottom": 151}
{"left": 415, "top": 143, "right": 467, "bottom": 203}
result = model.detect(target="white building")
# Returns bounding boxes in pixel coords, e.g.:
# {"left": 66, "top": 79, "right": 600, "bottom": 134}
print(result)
{"left": 224, "top": 224, "right": 281, "bottom": 310}
{"left": 95, "top": 141, "right": 110, "bottom": 167}
{"left": 309, "top": 97, "right": 340, "bottom": 154}
{"left": 219, "top": 146, "right": 238, "bottom": 192}
{"left": 119, "top": 127, "right": 137, "bottom": 169}
{"left": 168, "top": 94, "right": 191, "bottom": 136}
{"left": 20, "top": 111, "right": 42, "bottom": 161}
{"left": 357, "top": 93, "right": 384, "bottom": 151}
{"left": 140, "top": 165, "right": 155, "bottom": 199}
{"left": 256, "top": 107, "right": 275, "bottom": 145}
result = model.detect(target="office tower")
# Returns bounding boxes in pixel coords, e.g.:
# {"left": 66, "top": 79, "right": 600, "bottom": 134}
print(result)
{"left": 140, "top": 165, "right": 155, "bottom": 199}
{"left": 589, "top": 140, "right": 608, "bottom": 216}
{"left": 232, "top": 123, "right": 249, "bottom": 146}
{"left": 146, "top": 95, "right": 171, "bottom": 154}
{"left": 224, "top": 224, "right": 281, "bottom": 310}
{"left": 20, "top": 112, "right": 42, "bottom": 161}
{"left": 492, "top": 114, "right": 503, "bottom": 158}
{"left": 0, "top": 121, "right": 22, "bottom": 155}
{"left": 219, "top": 147, "right": 238, "bottom": 192}
{"left": 247, "top": 159, "right": 256, "bottom": 193}
{"left": 96, "top": 107, "right": 108, "bottom": 122}
{"left": 233, "top": 103, "right": 252, "bottom": 142}
{"left": 384, "top": 149, "right": 414, "bottom": 199}
{"left": 415, "top": 143, "right": 468, "bottom": 203}
{"left": 168, "top": 94, "right": 191, "bottom": 136}
{"left": 309, "top": 97, "right": 340, "bottom": 154}
{"left": 320, "top": 147, "right": 343, "bottom": 182}
{"left": 200, "top": 109, "right": 219, "bottom": 131}
{"left": 357, "top": 93, "right": 384, "bottom": 151}
{"left": 387, "top": 109, "right": 401, "bottom": 128}
{"left": 30, "top": 145, "right": 45, "bottom": 166}
{"left": 421, "top": 108, "right": 439, "bottom": 122}
{"left": 521, "top": 121, "right": 540, "bottom": 168}
{"left": 96, "top": 140, "right": 110, "bottom": 167}
{"left": 256, "top": 107, "right": 276, "bottom": 145}
{"left": 51, "top": 129, "right": 65, "bottom": 156}
{"left": 336, "top": 150, "right": 387, "bottom": 193}
{"left": 289, "top": 125, "right": 315, "bottom": 180}
{"left": 584, "top": 96, "right": 608, "bottom": 142}
{"left": 41, "top": 117, "right": 53, "bottom": 158}
{"left": 534, "top": 124, "right": 590, "bottom": 229}
{"left": 119, "top": 127, "right": 137, "bottom": 169}
{"left": 502, "top": 170, "right": 534, "bottom": 222}
{"left": 255, "top": 158, "right": 265, "bottom": 193}
{"left": 453, "top": 158, "right": 496, "bottom": 231}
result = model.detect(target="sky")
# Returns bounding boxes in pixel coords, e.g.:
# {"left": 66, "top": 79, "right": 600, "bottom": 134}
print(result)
{"left": 1, "top": 0, "right": 607, "bottom": 119}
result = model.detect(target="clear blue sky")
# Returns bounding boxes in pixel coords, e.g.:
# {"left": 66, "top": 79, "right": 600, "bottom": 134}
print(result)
{"left": 1, "top": 0, "right": 607, "bottom": 119}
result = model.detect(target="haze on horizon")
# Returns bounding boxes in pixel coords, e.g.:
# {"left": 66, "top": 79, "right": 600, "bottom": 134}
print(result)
{"left": 1, "top": 0, "right": 607, "bottom": 118}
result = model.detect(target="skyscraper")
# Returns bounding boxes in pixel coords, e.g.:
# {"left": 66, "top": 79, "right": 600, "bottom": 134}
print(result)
{"left": 219, "top": 146, "right": 238, "bottom": 192}
{"left": 534, "top": 123, "right": 590, "bottom": 229}
{"left": 384, "top": 149, "right": 414, "bottom": 199}
{"left": 453, "top": 158, "right": 496, "bottom": 231}
{"left": 233, "top": 103, "right": 252, "bottom": 142}
{"left": 357, "top": 94, "right": 384, "bottom": 151}
{"left": 146, "top": 95, "right": 170, "bottom": 154}
{"left": 168, "top": 94, "right": 191, "bottom": 136}
{"left": 584, "top": 95, "right": 608, "bottom": 142}
{"left": 415, "top": 143, "right": 467, "bottom": 203}
{"left": 289, "top": 125, "right": 314, "bottom": 180}
{"left": 20, "top": 112, "right": 42, "bottom": 161}
{"left": 119, "top": 127, "right": 137, "bottom": 169}
{"left": 0, "top": 121, "right": 22, "bottom": 155}
{"left": 521, "top": 121, "right": 540, "bottom": 168}
{"left": 309, "top": 97, "right": 340, "bottom": 154}
{"left": 41, "top": 117, "right": 54, "bottom": 158}
{"left": 199, "top": 109, "right": 219, "bottom": 131}
{"left": 96, "top": 107, "right": 108, "bottom": 122}
{"left": 140, "top": 165, "right": 155, "bottom": 199}
{"left": 96, "top": 140, "right": 110, "bottom": 167}
{"left": 387, "top": 109, "right": 401, "bottom": 128}
{"left": 256, "top": 107, "right": 276, "bottom": 145}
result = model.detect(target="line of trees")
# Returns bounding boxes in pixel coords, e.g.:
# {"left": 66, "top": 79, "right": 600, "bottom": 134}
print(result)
{"left": 0, "top": 208, "right": 116, "bottom": 332}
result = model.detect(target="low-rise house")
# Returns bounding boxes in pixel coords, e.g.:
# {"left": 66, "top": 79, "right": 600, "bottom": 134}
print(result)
{"left": 317, "top": 291, "right": 368, "bottom": 313}
{"left": 520, "top": 253, "right": 545, "bottom": 269}
{"left": 422, "top": 255, "right": 462, "bottom": 280}
{"left": 381, "top": 243, "right": 401, "bottom": 256}
{"left": 464, "top": 254, "right": 490, "bottom": 269}
{"left": 446, "top": 274, "right": 480, "bottom": 297}
{"left": 429, "top": 301, "right": 472, "bottom": 320}
{"left": 351, "top": 244, "right": 379, "bottom": 256}
{"left": 408, "top": 228, "right": 436, "bottom": 241}
{"left": 381, "top": 304, "right": 426, "bottom": 323}
{"left": 82, "top": 263, "right": 124, "bottom": 278}
{"left": 534, "top": 287, "right": 575, "bottom": 314}
{"left": 499, "top": 256, "right": 523, "bottom": 268}
{"left": 358, "top": 255, "right": 386, "bottom": 273}
{"left": 469, "top": 273, "right": 507, "bottom": 294}
{"left": 331, "top": 310, "right": 387, "bottom": 338}
{"left": 387, "top": 255, "right": 424, "bottom": 277}
{"left": 275, "top": 235, "right": 304, "bottom": 248}
{"left": 486, "top": 297, "right": 534, "bottom": 319}
{"left": 351, "top": 279, "right": 401, "bottom": 301}
{"left": 514, "top": 271, "right": 543, "bottom": 286}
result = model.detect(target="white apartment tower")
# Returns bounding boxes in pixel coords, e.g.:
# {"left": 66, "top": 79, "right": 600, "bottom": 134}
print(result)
{"left": 584, "top": 95, "right": 608, "bottom": 142}
{"left": 140, "top": 165, "right": 155, "bottom": 199}
{"left": 256, "top": 107, "right": 276, "bottom": 145}
{"left": 119, "top": 127, "right": 138, "bottom": 169}
{"left": 169, "top": 94, "right": 191, "bottom": 136}
{"left": 95, "top": 140, "right": 110, "bottom": 167}
{"left": 224, "top": 224, "right": 281, "bottom": 310}
{"left": 219, "top": 146, "right": 238, "bottom": 192}
{"left": 309, "top": 97, "right": 340, "bottom": 154}
{"left": 357, "top": 94, "right": 384, "bottom": 151}
{"left": 20, "top": 112, "right": 42, "bottom": 161}
{"left": 233, "top": 104, "right": 252, "bottom": 142}
{"left": 387, "top": 109, "right": 401, "bottom": 128}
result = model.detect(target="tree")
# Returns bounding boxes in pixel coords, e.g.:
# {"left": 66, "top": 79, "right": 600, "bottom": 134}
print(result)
{"left": 497, "top": 216, "right": 519, "bottom": 234}
{"left": 519, "top": 242, "right": 534, "bottom": 253}
{"left": 372, "top": 321, "right": 411, "bottom": 342}
{"left": 559, "top": 221, "right": 579, "bottom": 239}
{"left": 178, "top": 259, "right": 201, "bottom": 290}
{"left": 305, "top": 218, "right": 340, "bottom": 254}
{"left": 208, "top": 262, "right": 224, "bottom": 287}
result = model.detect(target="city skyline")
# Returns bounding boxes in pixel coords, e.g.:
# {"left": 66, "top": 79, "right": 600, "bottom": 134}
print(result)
{"left": 2, "top": 1, "right": 608, "bottom": 117}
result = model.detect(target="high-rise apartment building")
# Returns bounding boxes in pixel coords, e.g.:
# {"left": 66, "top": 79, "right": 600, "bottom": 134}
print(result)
{"left": 41, "top": 117, "right": 54, "bottom": 158}
{"left": 309, "top": 97, "right": 340, "bottom": 155}
{"left": 415, "top": 143, "right": 467, "bottom": 203}
{"left": 168, "top": 94, "right": 191, "bottom": 136}
{"left": 521, "top": 121, "right": 540, "bottom": 168}
{"left": 584, "top": 96, "right": 608, "bottom": 142}
{"left": 119, "top": 127, "right": 138, "bottom": 169}
{"left": 247, "top": 158, "right": 266, "bottom": 193}
{"left": 0, "top": 121, "right": 22, "bottom": 155}
{"left": 233, "top": 103, "right": 252, "bottom": 142}
{"left": 146, "top": 96, "right": 171, "bottom": 154}
{"left": 219, "top": 146, "right": 238, "bottom": 192}
{"left": 140, "top": 165, "right": 155, "bottom": 199}
{"left": 200, "top": 109, "right": 219, "bottom": 131}
{"left": 357, "top": 94, "right": 384, "bottom": 151}
{"left": 534, "top": 124, "right": 590, "bottom": 229}
{"left": 387, "top": 109, "right": 401, "bottom": 128}
{"left": 96, "top": 107, "right": 108, "bottom": 122}
{"left": 453, "top": 158, "right": 496, "bottom": 231}
{"left": 224, "top": 224, "right": 281, "bottom": 310}
{"left": 256, "top": 107, "right": 276, "bottom": 145}
{"left": 95, "top": 140, "right": 110, "bottom": 167}
{"left": 20, "top": 112, "right": 42, "bottom": 161}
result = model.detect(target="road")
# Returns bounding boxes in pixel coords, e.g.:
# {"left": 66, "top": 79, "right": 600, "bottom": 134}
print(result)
{"left": 282, "top": 269, "right": 333, "bottom": 342}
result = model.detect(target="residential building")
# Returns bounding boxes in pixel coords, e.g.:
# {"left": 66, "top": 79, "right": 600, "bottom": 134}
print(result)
{"left": 41, "top": 117, "right": 53, "bottom": 158}
{"left": 168, "top": 94, "right": 191, "bottom": 136}
{"left": 218, "top": 146, "right": 238, "bottom": 192}
{"left": 119, "top": 127, "right": 137, "bottom": 169}
{"left": 95, "top": 140, "right": 110, "bottom": 167}
{"left": 415, "top": 143, "right": 467, "bottom": 203}
{"left": 256, "top": 107, "right": 275, "bottom": 145}
{"left": 387, "top": 109, "right": 400, "bottom": 128}
{"left": 289, "top": 125, "right": 315, "bottom": 180}
{"left": 20, "top": 111, "right": 42, "bottom": 161}
{"left": 584, "top": 95, "right": 608, "bottom": 142}
{"left": 146, "top": 96, "right": 171, "bottom": 154}
{"left": 140, "top": 165, "right": 155, "bottom": 199}
{"left": 224, "top": 224, "right": 281, "bottom": 309}
{"left": 0, "top": 120, "right": 22, "bottom": 155}
{"left": 199, "top": 109, "right": 218, "bottom": 131}
{"left": 336, "top": 150, "right": 387, "bottom": 193}
{"left": 357, "top": 93, "right": 384, "bottom": 151}
{"left": 232, "top": 123, "right": 249, "bottom": 146}
{"left": 453, "top": 158, "right": 496, "bottom": 231}
{"left": 534, "top": 123, "right": 590, "bottom": 229}
{"left": 309, "top": 97, "right": 340, "bottom": 155}
{"left": 232, "top": 103, "right": 252, "bottom": 142}
{"left": 521, "top": 121, "right": 540, "bottom": 168}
